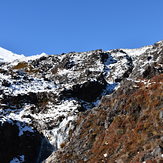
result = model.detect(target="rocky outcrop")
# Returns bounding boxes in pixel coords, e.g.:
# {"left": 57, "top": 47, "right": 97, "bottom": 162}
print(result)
{"left": 49, "top": 73, "right": 163, "bottom": 162}
{"left": 0, "top": 120, "right": 53, "bottom": 163}
{"left": 60, "top": 75, "right": 107, "bottom": 102}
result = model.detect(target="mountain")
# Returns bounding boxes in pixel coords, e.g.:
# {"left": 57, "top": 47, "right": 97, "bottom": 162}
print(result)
{"left": 0, "top": 41, "right": 162, "bottom": 163}
{"left": 0, "top": 47, "right": 25, "bottom": 62}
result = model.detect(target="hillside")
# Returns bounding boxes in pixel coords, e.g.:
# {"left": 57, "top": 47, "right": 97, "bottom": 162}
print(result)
{"left": 0, "top": 41, "right": 162, "bottom": 163}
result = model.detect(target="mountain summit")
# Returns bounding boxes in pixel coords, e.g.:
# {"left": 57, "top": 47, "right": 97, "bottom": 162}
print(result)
{"left": 0, "top": 41, "right": 162, "bottom": 163}
{"left": 0, "top": 47, "right": 25, "bottom": 62}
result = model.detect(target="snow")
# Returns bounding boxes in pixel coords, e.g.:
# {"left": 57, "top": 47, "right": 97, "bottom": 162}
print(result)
{"left": 0, "top": 107, "right": 34, "bottom": 136}
{"left": 122, "top": 46, "right": 151, "bottom": 57}
{"left": 0, "top": 46, "right": 49, "bottom": 68}
{"left": 0, "top": 47, "right": 123, "bottom": 149}
{"left": 103, "top": 153, "right": 108, "bottom": 157}
{"left": 51, "top": 116, "right": 75, "bottom": 149}
{"left": 10, "top": 155, "right": 25, "bottom": 163}
{"left": 0, "top": 116, "right": 13, "bottom": 125}
{"left": 93, "top": 100, "right": 101, "bottom": 106}
{"left": 127, "top": 78, "right": 161, "bottom": 87}
{"left": 9, "top": 77, "right": 57, "bottom": 96}
{"left": 24, "top": 53, "right": 48, "bottom": 61}
{"left": 11, "top": 53, "right": 48, "bottom": 66}
{"left": 0, "top": 47, "right": 25, "bottom": 62}
{"left": 0, "top": 72, "right": 57, "bottom": 96}
{"left": 0, "top": 107, "right": 29, "bottom": 124}
{"left": 0, "top": 73, "right": 11, "bottom": 80}
{"left": 0, "top": 43, "right": 161, "bottom": 160}
{"left": 16, "top": 122, "right": 34, "bottom": 136}
{"left": 31, "top": 99, "right": 79, "bottom": 149}
{"left": 104, "top": 51, "right": 129, "bottom": 83}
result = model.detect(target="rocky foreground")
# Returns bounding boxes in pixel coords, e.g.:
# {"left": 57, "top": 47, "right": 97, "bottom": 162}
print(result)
{"left": 0, "top": 41, "right": 162, "bottom": 163}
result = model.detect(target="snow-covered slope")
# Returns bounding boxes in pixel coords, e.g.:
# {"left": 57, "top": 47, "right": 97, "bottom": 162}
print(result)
{"left": 0, "top": 47, "right": 25, "bottom": 62}
{"left": 0, "top": 41, "right": 162, "bottom": 162}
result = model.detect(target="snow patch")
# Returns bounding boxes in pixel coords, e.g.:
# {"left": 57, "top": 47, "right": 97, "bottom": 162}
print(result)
{"left": 122, "top": 46, "right": 151, "bottom": 57}
{"left": 16, "top": 122, "right": 34, "bottom": 136}
{"left": 10, "top": 155, "right": 25, "bottom": 163}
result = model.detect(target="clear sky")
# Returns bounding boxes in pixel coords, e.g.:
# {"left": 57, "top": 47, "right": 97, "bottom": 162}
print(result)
{"left": 0, "top": 0, "right": 163, "bottom": 56}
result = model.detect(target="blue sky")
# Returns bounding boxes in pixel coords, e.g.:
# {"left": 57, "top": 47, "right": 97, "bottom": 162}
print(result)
{"left": 0, "top": 0, "right": 163, "bottom": 56}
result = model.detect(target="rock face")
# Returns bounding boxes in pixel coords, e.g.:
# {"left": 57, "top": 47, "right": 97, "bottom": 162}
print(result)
{"left": 0, "top": 41, "right": 162, "bottom": 162}
{"left": 50, "top": 74, "right": 163, "bottom": 163}
{"left": 0, "top": 118, "right": 54, "bottom": 163}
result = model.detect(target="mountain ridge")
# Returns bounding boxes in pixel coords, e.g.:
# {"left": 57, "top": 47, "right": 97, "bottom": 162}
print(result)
{"left": 0, "top": 41, "right": 158, "bottom": 63}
